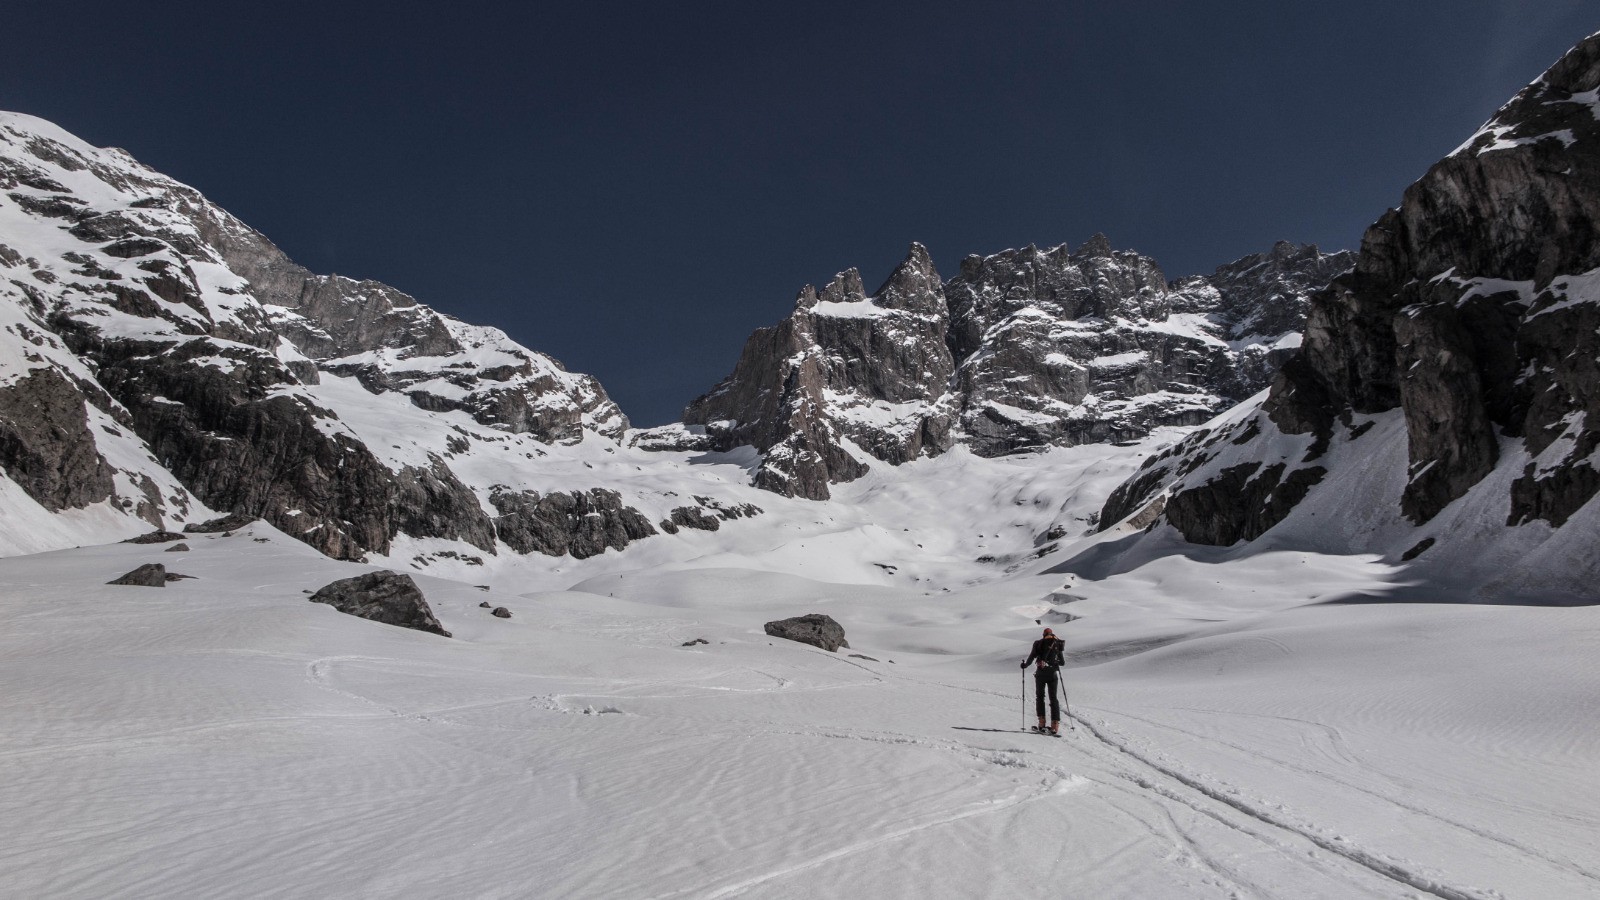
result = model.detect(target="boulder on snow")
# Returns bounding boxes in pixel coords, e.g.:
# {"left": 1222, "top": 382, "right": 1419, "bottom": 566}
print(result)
{"left": 491, "top": 606, "right": 512, "bottom": 619}
{"left": 123, "top": 530, "right": 186, "bottom": 544}
{"left": 764, "top": 614, "right": 849, "bottom": 652}
{"left": 108, "top": 563, "right": 167, "bottom": 587}
{"left": 183, "top": 513, "right": 258, "bottom": 534}
{"left": 308, "top": 570, "right": 451, "bottom": 637}
{"left": 164, "top": 542, "right": 190, "bottom": 552}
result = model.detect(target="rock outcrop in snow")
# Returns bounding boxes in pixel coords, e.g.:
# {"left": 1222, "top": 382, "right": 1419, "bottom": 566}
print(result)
{"left": 680, "top": 236, "right": 1350, "bottom": 498}
{"left": 107, "top": 562, "right": 168, "bottom": 586}
{"left": 1094, "top": 31, "right": 1600, "bottom": 600}
{"left": 764, "top": 613, "right": 849, "bottom": 652}
{"left": 308, "top": 570, "right": 450, "bottom": 637}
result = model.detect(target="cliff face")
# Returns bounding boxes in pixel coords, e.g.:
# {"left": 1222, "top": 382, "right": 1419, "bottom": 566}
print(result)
{"left": 1094, "top": 31, "right": 1600, "bottom": 596}
{"left": 681, "top": 235, "right": 1351, "bottom": 498}
{"left": 0, "top": 111, "right": 634, "bottom": 559}
{"left": 683, "top": 245, "right": 955, "bottom": 499}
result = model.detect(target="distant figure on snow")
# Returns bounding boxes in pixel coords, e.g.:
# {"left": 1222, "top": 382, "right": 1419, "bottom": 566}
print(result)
{"left": 1021, "top": 627, "right": 1066, "bottom": 735}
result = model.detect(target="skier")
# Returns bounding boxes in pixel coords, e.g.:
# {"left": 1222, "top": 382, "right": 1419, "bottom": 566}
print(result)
{"left": 1020, "top": 626, "right": 1066, "bottom": 735}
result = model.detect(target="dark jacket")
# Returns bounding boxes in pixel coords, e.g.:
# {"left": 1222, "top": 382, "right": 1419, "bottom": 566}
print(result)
{"left": 1022, "top": 636, "right": 1065, "bottom": 670}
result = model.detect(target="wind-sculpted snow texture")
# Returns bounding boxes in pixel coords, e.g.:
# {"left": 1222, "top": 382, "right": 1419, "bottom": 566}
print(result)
{"left": 0, "top": 112, "right": 635, "bottom": 560}
{"left": 683, "top": 234, "right": 1350, "bottom": 498}
{"left": 1095, "top": 31, "right": 1600, "bottom": 602}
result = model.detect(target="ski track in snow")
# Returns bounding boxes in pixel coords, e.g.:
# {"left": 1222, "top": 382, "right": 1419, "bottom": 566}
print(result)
{"left": 1097, "top": 707, "right": 1600, "bottom": 887}
{"left": 1066, "top": 711, "right": 1505, "bottom": 900}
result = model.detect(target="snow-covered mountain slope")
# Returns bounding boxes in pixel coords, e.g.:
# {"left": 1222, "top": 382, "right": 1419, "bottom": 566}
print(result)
{"left": 1091, "top": 30, "right": 1600, "bottom": 601}
{"left": 4, "top": 509, "right": 1596, "bottom": 899}
{"left": 676, "top": 235, "right": 1350, "bottom": 499}
{"left": 0, "top": 111, "right": 642, "bottom": 559}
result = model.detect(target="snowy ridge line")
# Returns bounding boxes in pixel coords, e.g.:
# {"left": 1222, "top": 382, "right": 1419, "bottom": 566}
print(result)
{"left": 1067, "top": 709, "right": 1498, "bottom": 900}
{"left": 1102, "top": 707, "right": 1600, "bottom": 886}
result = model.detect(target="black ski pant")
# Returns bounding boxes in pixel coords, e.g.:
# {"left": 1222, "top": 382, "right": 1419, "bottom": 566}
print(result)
{"left": 1034, "top": 667, "right": 1060, "bottom": 721}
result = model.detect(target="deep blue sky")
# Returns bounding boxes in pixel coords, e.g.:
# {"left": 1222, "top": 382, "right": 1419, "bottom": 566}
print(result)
{"left": 4, "top": 2, "right": 1594, "bottom": 425}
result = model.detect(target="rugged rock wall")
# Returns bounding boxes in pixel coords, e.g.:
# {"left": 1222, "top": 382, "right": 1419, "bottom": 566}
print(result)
{"left": 489, "top": 487, "right": 657, "bottom": 558}
{"left": 0, "top": 366, "right": 116, "bottom": 513}
{"left": 684, "top": 244, "right": 957, "bottom": 499}
{"left": 682, "top": 235, "right": 1351, "bottom": 498}
{"left": 1098, "top": 31, "right": 1600, "bottom": 555}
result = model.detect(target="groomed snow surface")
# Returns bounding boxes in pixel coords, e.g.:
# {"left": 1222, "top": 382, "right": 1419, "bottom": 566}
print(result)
{"left": 4, "top": 443, "right": 1599, "bottom": 899}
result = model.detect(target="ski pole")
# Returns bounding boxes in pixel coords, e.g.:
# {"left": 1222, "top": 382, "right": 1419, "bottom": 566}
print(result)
{"left": 1021, "top": 667, "right": 1026, "bottom": 730}
{"left": 1063, "top": 677, "right": 1072, "bottom": 730}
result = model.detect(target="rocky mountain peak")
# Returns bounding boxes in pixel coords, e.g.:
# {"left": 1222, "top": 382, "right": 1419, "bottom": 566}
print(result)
{"left": 684, "top": 242, "right": 959, "bottom": 499}
{"left": 872, "top": 242, "right": 944, "bottom": 314}
{"left": 816, "top": 268, "right": 867, "bottom": 306}
{"left": 793, "top": 284, "right": 821, "bottom": 311}
{"left": 1071, "top": 232, "right": 1115, "bottom": 259}
{"left": 685, "top": 230, "right": 1351, "bottom": 496}
{"left": 1270, "top": 239, "right": 1317, "bottom": 262}
{"left": 1201, "top": 241, "right": 1356, "bottom": 340}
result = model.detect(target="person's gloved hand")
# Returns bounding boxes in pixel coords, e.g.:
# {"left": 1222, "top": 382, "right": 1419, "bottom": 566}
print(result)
{"left": 1019, "top": 661, "right": 1028, "bottom": 669}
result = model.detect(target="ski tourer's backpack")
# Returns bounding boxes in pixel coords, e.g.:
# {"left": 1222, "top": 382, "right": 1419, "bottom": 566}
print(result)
{"left": 1045, "top": 638, "right": 1065, "bottom": 668}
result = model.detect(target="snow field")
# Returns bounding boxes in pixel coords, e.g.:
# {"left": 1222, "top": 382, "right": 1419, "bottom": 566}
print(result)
{"left": 3, "top": 519, "right": 1598, "bottom": 899}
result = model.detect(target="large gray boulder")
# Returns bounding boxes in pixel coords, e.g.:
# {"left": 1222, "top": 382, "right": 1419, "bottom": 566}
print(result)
{"left": 308, "top": 570, "right": 451, "bottom": 637}
{"left": 764, "top": 614, "right": 849, "bottom": 652}
{"left": 108, "top": 563, "right": 167, "bottom": 586}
